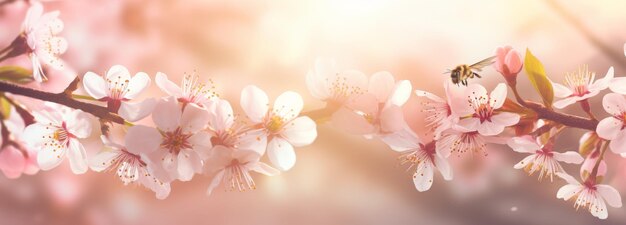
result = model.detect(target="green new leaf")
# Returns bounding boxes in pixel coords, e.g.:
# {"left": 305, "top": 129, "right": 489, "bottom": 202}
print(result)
{"left": 524, "top": 49, "right": 554, "bottom": 108}
{"left": 0, "top": 66, "right": 33, "bottom": 84}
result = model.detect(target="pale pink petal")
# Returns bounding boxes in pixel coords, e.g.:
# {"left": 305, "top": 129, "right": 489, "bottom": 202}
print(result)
{"left": 596, "top": 117, "right": 622, "bottom": 140}
{"left": 37, "top": 145, "right": 65, "bottom": 171}
{"left": 105, "top": 65, "right": 131, "bottom": 83}
{"left": 124, "top": 72, "right": 151, "bottom": 99}
{"left": 552, "top": 151, "right": 584, "bottom": 164}
{"left": 456, "top": 118, "right": 480, "bottom": 132}
{"left": 380, "top": 105, "right": 404, "bottom": 133}
{"left": 237, "top": 129, "right": 268, "bottom": 155}
{"left": 155, "top": 72, "right": 183, "bottom": 97}
{"left": 273, "top": 91, "right": 303, "bottom": 121}
{"left": 434, "top": 154, "right": 452, "bottom": 180}
{"left": 507, "top": 136, "right": 540, "bottom": 153}
{"left": 514, "top": 155, "right": 536, "bottom": 169}
{"left": 22, "top": 123, "right": 52, "bottom": 147}
{"left": 553, "top": 97, "right": 577, "bottom": 109}
{"left": 125, "top": 125, "right": 162, "bottom": 155}
{"left": 493, "top": 46, "right": 511, "bottom": 72}
{"left": 281, "top": 116, "right": 317, "bottom": 147}
{"left": 267, "top": 138, "right": 296, "bottom": 171}
{"left": 491, "top": 112, "right": 520, "bottom": 127}
{"left": 368, "top": 71, "right": 395, "bottom": 103}
{"left": 602, "top": 93, "right": 626, "bottom": 115}
{"left": 591, "top": 199, "right": 608, "bottom": 219}
{"left": 206, "top": 170, "right": 225, "bottom": 196}
{"left": 89, "top": 150, "right": 119, "bottom": 172}
{"left": 118, "top": 98, "right": 157, "bottom": 122}
{"left": 203, "top": 146, "right": 235, "bottom": 174}
{"left": 556, "top": 184, "right": 582, "bottom": 200}
{"left": 589, "top": 67, "right": 614, "bottom": 91}
{"left": 82, "top": 72, "right": 107, "bottom": 99}
{"left": 240, "top": 85, "right": 269, "bottom": 123}
{"left": 505, "top": 49, "right": 522, "bottom": 74}
{"left": 609, "top": 77, "right": 626, "bottom": 95}
{"left": 176, "top": 150, "right": 196, "bottom": 181}
{"left": 0, "top": 147, "right": 26, "bottom": 179}
{"left": 179, "top": 103, "right": 209, "bottom": 133}
{"left": 152, "top": 97, "right": 181, "bottom": 132}
{"left": 207, "top": 99, "right": 234, "bottom": 131}
{"left": 415, "top": 90, "right": 444, "bottom": 103}
{"left": 344, "top": 93, "right": 379, "bottom": 115}
{"left": 609, "top": 131, "right": 626, "bottom": 154}
{"left": 249, "top": 162, "right": 280, "bottom": 176}
{"left": 388, "top": 80, "right": 412, "bottom": 106}
{"left": 64, "top": 110, "right": 92, "bottom": 138}
{"left": 67, "top": 139, "right": 88, "bottom": 174}
{"left": 552, "top": 81, "right": 573, "bottom": 98}
{"left": 476, "top": 122, "right": 505, "bottom": 136}
{"left": 138, "top": 170, "right": 171, "bottom": 200}
{"left": 556, "top": 172, "right": 580, "bottom": 185}
{"left": 188, "top": 132, "right": 213, "bottom": 159}
{"left": 413, "top": 162, "right": 434, "bottom": 192}
{"left": 380, "top": 127, "right": 421, "bottom": 152}
{"left": 489, "top": 83, "right": 507, "bottom": 109}
{"left": 596, "top": 184, "right": 623, "bottom": 208}
{"left": 22, "top": 2, "right": 43, "bottom": 31}
{"left": 331, "top": 107, "right": 375, "bottom": 135}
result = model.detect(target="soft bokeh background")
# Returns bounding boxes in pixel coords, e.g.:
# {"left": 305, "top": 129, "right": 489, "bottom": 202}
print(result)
{"left": 1, "top": 0, "right": 626, "bottom": 224}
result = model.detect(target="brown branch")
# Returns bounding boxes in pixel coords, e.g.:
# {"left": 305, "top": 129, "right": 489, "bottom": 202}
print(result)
{"left": 525, "top": 101, "right": 598, "bottom": 131}
{"left": 0, "top": 81, "right": 124, "bottom": 124}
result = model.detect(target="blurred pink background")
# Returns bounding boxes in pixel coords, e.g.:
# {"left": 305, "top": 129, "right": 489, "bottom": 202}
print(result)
{"left": 1, "top": 0, "right": 626, "bottom": 224}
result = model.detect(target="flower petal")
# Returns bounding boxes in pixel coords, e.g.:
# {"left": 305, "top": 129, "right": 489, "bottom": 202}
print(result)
{"left": 125, "top": 125, "right": 162, "bottom": 155}
{"left": 281, "top": 116, "right": 317, "bottom": 147}
{"left": 507, "top": 136, "right": 540, "bottom": 153}
{"left": 207, "top": 99, "right": 234, "bottom": 131}
{"left": 206, "top": 170, "right": 225, "bottom": 196}
{"left": 514, "top": 155, "right": 536, "bottom": 169}
{"left": 249, "top": 162, "right": 280, "bottom": 176}
{"left": 64, "top": 110, "right": 92, "bottom": 138}
{"left": 552, "top": 82, "right": 573, "bottom": 98}
{"left": 415, "top": 89, "right": 444, "bottom": 103}
{"left": 380, "top": 127, "right": 421, "bottom": 152}
{"left": 609, "top": 77, "right": 626, "bottom": 95}
{"left": 67, "top": 139, "right": 88, "bottom": 174}
{"left": 596, "top": 117, "right": 622, "bottom": 140}
{"left": 267, "top": 138, "right": 296, "bottom": 171}
{"left": 489, "top": 83, "right": 507, "bottom": 109}
{"left": 556, "top": 172, "right": 580, "bottom": 185}
{"left": 89, "top": 150, "right": 119, "bottom": 172}
{"left": 82, "top": 72, "right": 108, "bottom": 99}
{"left": 413, "top": 162, "right": 434, "bottom": 192}
{"left": 596, "top": 184, "right": 623, "bottom": 208}
{"left": 388, "top": 80, "right": 412, "bottom": 106}
{"left": 589, "top": 67, "right": 614, "bottom": 92}
{"left": 331, "top": 106, "right": 375, "bottom": 135}
{"left": 176, "top": 150, "right": 196, "bottom": 181}
{"left": 118, "top": 98, "right": 157, "bottom": 122}
{"left": 368, "top": 71, "right": 395, "bottom": 103}
{"left": 240, "top": 85, "right": 269, "bottom": 123}
{"left": 609, "top": 131, "right": 626, "bottom": 154}
{"left": 188, "top": 131, "right": 213, "bottom": 159}
{"left": 552, "top": 151, "right": 584, "bottom": 164}
{"left": 155, "top": 72, "right": 183, "bottom": 97}
{"left": 434, "top": 153, "right": 452, "bottom": 180}
{"left": 602, "top": 93, "right": 626, "bottom": 115}
{"left": 152, "top": 97, "right": 181, "bottom": 132}
{"left": 273, "top": 91, "right": 303, "bottom": 121}
{"left": 491, "top": 112, "right": 520, "bottom": 127}
{"left": 0, "top": 146, "right": 26, "bottom": 179}
{"left": 553, "top": 97, "right": 577, "bottom": 109}
{"left": 124, "top": 72, "right": 151, "bottom": 99}
{"left": 556, "top": 184, "right": 582, "bottom": 200}
{"left": 179, "top": 103, "right": 209, "bottom": 133}
{"left": 37, "top": 145, "right": 65, "bottom": 171}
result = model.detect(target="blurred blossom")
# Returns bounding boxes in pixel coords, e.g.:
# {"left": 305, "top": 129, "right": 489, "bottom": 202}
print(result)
{"left": 552, "top": 66, "right": 614, "bottom": 109}
{"left": 493, "top": 46, "right": 522, "bottom": 85}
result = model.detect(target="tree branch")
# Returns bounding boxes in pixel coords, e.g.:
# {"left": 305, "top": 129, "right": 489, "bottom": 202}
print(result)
{"left": 0, "top": 81, "right": 124, "bottom": 124}
{"left": 525, "top": 101, "right": 598, "bottom": 131}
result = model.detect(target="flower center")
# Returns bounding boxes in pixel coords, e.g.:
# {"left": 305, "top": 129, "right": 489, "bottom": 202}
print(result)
{"left": 225, "top": 159, "right": 256, "bottom": 192}
{"left": 106, "top": 75, "right": 130, "bottom": 100}
{"left": 266, "top": 115, "right": 284, "bottom": 133}
{"left": 565, "top": 65, "right": 593, "bottom": 97}
{"left": 180, "top": 73, "right": 218, "bottom": 104}
{"left": 161, "top": 127, "right": 192, "bottom": 154}
{"left": 328, "top": 74, "right": 364, "bottom": 103}
{"left": 49, "top": 122, "right": 75, "bottom": 148}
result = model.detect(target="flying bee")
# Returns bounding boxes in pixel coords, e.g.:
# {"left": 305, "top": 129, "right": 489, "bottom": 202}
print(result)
{"left": 445, "top": 56, "right": 496, "bottom": 86}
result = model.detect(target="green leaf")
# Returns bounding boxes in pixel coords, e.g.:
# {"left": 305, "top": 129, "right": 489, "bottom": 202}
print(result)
{"left": 0, "top": 66, "right": 33, "bottom": 84}
{"left": 524, "top": 49, "right": 554, "bottom": 109}
{"left": 0, "top": 96, "right": 10, "bottom": 119}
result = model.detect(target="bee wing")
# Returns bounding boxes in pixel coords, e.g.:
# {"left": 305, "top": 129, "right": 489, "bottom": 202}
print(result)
{"left": 469, "top": 56, "right": 496, "bottom": 71}
{"left": 443, "top": 69, "right": 451, "bottom": 74}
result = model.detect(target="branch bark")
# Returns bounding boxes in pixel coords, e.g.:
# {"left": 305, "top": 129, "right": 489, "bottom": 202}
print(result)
{"left": 0, "top": 80, "right": 124, "bottom": 124}
{"left": 525, "top": 101, "right": 598, "bottom": 131}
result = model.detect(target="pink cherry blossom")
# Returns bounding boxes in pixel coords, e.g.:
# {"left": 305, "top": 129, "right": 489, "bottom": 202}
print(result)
{"left": 507, "top": 136, "right": 583, "bottom": 181}
{"left": 82, "top": 65, "right": 155, "bottom": 122}
{"left": 580, "top": 153, "right": 607, "bottom": 180}
{"left": 0, "top": 107, "right": 39, "bottom": 179}
{"left": 125, "top": 97, "right": 212, "bottom": 182}
{"left": 240, "top": 85, "right": 317, "bottom": 171}
{"left": 206, "top": 99, "right": 267, "bottom": 154}
{"left": 20, "top": 2, "right": 67, "bottom": 82}
{"left": 380, "top": 127, "right": 452, "bottom": 192}
{"left": 435, "top": 128, "right": 507, "bottom": 158}
{"left": 90, "top": 135, "right": 171, "bottom": 199}
{"left": 556, "top": 172, "right": 622, "bottom": 219}
{"left": 306, "top": 59, "right": 367, "bottom": 104}
{"left": 596, "top": 93, "right": 626, "bottom": 154}
{"left": 22, "top": 104, "right": 92, "bottom": 174}
{"left": 204, "top": 146, "right": 279, "bottom": 195}
{"left": 552, "top": 66, "right": 614, "bottom": 109}
{"left": 493, "top": 46, "right": 523, "bottom": 82}
{"left": 453, "top": 83, "right": 520, "bottom": 136}
{"left": 331, "top": 72, "right": 411, "bottom": 137}
{"left": 415, "top": 81, "right": 465, "bottom": 139}
{"left": 155, "top": 72, "right": 218, "bottom": 107}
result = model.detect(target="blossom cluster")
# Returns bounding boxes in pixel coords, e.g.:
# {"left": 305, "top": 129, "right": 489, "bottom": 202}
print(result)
{"left": 0, "top": 1, "right": 624, "bottom": 220}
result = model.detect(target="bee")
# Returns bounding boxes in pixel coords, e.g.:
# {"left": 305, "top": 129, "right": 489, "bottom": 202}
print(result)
{"left": 446, "top": 56, "right": 496, "bottom": 86}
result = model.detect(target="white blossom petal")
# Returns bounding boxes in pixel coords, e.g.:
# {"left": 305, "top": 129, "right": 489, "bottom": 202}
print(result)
{"left": 82, "top": 72, "right": 108, "bottom": 99}
{"left": 273, "top": 91, "right": 304, "bottom": 121}
{"left": 67, "top": 139, "right": 88, "bottom": 174}
{"left": 552, "top": 151, "right": 584, "bottom": 164}
{"left": 155, "top": 72, "right": 183, "bottom": 97}
{"left": 118, "top": 98, "right": 157, "bottom": 122}
{"left": 267, "top": 137, "right": 296, "bottom": 171}
{"left": 596, "top": 184, "right": 623, "bottom": 208}
{"left": 240, "top": 85, "right": 269, "bottom": 123}
{"left": 124, "top": 72, "right": 151, "bottom": 99}
{"left": 179, "top": 103, "right": 209, "bottom": 133}
{"left": 368, "top": 71, "right": 395, "bottom": 103}
{"left": 152, "top": 97, "right": 181, "bottom": 132}
{"left": 281, "top": 116, "right": 317, "bottom": 147}
{"left": 125, "top": 125, "right": 162, "bottom": 155}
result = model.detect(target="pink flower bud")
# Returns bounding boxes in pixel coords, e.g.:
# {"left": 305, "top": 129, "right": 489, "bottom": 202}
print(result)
{"left": 494, "top": 46, "right": 523, "bottom": 84}
{"left": 580, "top": 154, "right": 607, "bottom": 180}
